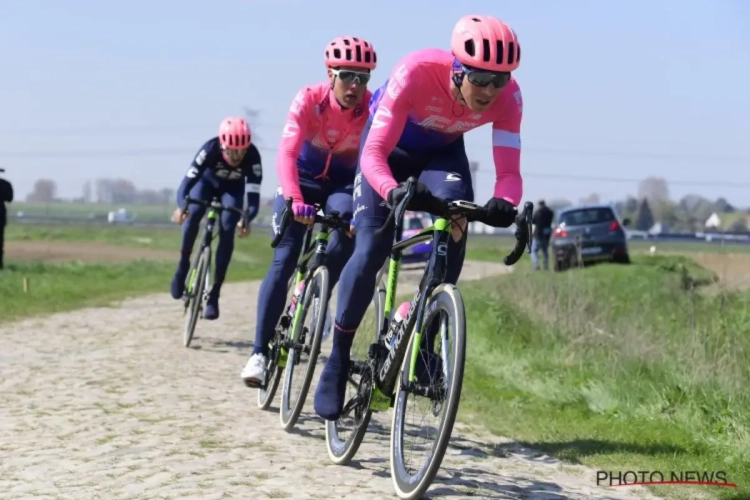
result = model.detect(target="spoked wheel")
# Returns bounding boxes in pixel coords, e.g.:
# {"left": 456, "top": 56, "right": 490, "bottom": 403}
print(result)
{"left": 257, "top": 274, "right": 295, "bottom": 410}
{"left": 325, "top": 281, "right": 385, "bottom": 465}
{"left": 183, "top": 246, "right": 210, "bottom": 348}
{"left": 280, "top": 267, "right": 329, "bottom": 431}
{"left": 389, "top": 284, "right": 466, "bottom": 500}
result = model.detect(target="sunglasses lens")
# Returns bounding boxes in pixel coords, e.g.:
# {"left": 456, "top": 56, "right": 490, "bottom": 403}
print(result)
{"left": 338, "top": 70, "right": 370, "bottom": 85}
{"left": 467, "top": 70, "right": 511, "bottom": 89}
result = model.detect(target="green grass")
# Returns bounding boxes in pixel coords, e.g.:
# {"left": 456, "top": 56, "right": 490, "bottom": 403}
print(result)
{"left": 1, "top": 223, "right": 274, "bottom": 323}
{"left": 12, "top": 201, "right": 273, "bottom": 223}
{"left": 459, "top": 255, "right": 750, "bottom": 500}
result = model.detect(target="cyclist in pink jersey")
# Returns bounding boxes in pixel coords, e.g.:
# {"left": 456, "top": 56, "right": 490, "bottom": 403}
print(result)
{"left": 314, "top": 15, "right": 524, "bottom": 420}
{"left": 241, "top": 35, "right": 378, "bottom": 387}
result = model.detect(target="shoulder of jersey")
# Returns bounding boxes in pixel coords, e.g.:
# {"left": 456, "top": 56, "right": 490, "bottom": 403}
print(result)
{"left": 393, "top": 47, "right": 453, "bottom": 72}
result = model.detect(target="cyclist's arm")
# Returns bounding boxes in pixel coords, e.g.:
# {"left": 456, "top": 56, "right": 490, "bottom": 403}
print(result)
{"left": 490, "top": 83, "right": 524, "bottom": 206}
{"left": 243, "top": 144, "right": 263, "bottom": 223}
{"left": 176, "top": 142, "right": 212, "bottom": 206}
{"left": 360, "top": 63, "right": 415, "bottom": 200}
{"left": 277, "top": 88, "right": 312, "bottom": 204}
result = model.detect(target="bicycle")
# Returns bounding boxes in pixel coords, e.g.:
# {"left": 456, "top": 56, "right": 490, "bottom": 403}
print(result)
{"left": 251, "top": 197, "right": 350, "bottom": 432}
{"left": 323, "top": 176, "right": 533, "bottom": 500}
{"left": 179, "top": 195, "right": 247, "bottom": 348}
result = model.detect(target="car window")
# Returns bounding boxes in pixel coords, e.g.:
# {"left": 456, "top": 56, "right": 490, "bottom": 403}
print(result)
{"left": 558, "top": 208, "right": 615, "bottom": 226}
{"left": 405, "top": 217, "right": 426, "bottom": 230}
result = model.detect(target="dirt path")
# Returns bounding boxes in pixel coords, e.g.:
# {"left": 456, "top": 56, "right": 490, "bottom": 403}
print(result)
{"left": 0, "top": 261, "right": 660, "bottom": 500}
{"left": 4, "top": 241, "right": 176, "bottom": 263}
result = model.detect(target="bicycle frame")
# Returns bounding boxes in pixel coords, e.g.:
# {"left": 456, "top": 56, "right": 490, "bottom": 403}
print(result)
{"left": 286, "top": 222, "right": 336, "bottom": 342}
{"left": 185, "top": 206, "right": 220, "bottom": 295}
{"left": 373, "top": 215, "right": 454, "bottom": 403}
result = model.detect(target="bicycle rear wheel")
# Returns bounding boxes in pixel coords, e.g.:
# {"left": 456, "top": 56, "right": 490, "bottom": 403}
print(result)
{"left": 183, "top": 246, "right": 210, "bottom": 348}
{"left": 257, "top": 274, "right": 295, "bottom": 410}
{"left": 325, "top": 278, "right": 385, "bottom": 465}
{"left": 279, "top": 266, "right": 329, "bottom": 431}
{"left": 389, "top": 284, "right": 466, "bottom": 500}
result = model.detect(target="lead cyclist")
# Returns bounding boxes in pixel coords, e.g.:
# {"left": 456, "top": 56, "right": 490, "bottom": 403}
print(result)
{"left": 313, "top": 14, "right": 525, "bottom": 420}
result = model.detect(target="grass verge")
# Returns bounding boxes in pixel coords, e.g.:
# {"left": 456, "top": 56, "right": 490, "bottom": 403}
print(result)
{"left": 459, "top": 255, "right": 750, "bottom": 500}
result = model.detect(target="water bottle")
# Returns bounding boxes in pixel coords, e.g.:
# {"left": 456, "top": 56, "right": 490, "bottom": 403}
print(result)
{"left": 385, "top": 301, "right": 411, "bottom": 350}
{"left": 288, "top": 281, "right": 305, "bottom": 317}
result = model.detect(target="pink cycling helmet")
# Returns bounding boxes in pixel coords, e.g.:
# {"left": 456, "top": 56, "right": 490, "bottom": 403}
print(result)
{"left": 218, "top": 117, "right": 251, "bottom": 150}
{"left": 451, "top": 15, "right": 521, "bottom": 72}
{"left": 325, "top": 36, "right": 377, "bottom": 70}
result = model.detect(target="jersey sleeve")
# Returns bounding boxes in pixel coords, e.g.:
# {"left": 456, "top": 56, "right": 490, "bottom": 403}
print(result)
{"left": 243, "top": 145, "right": 263, "bottom": 223}
{"left": 360, "top": 61, "right": 415, "bottom": 200}
{"left": 176, "top": 141, "right": 213, "bottom": 206}
{"left": 490, "top": 84, "right": 524, "bottom": 206}
{"left": 276, "top": 88, "right": 312, "bottom": 204}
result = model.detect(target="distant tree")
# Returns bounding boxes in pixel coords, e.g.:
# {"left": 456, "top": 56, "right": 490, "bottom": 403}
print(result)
{"left": 547, "top": 198, "right": 572, "bottom": 212}
{"left": 579, "top": 192, "right": 600, "bottom": 204}
{"left": 713, "top": 197, "right": 735, "bottom": 213}
{"left": 635, "top": 198, "right": 655, "bottom": 231}
{"left": 26, "top": 178, "right": 57, "bottom": 203}
{"left": 637, "top": 177, "right": 669, "bottom": 207}
{"left": 728, "top": 218, "right": 748, "bottom": 233}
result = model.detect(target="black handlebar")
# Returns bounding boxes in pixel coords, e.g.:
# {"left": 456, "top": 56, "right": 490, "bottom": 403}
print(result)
{"left": 270, "top": 197, "right": 351, "bottom": 249}
{"left": 181, "top": 195, "right": 248, "bottom": 228}
{"left": 375, "top": 176, "right": 533, "bottom": 266}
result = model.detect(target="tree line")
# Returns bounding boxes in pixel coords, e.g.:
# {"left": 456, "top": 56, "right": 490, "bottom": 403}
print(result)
{"left": 25, "top": 178, "right": 175, "bottom": 206}
{"left": 544, "top": 177, "right": 747, "bottom": 233}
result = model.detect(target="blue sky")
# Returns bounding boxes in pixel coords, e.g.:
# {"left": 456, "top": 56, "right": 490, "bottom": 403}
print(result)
{"left": 1, "top": 0, "right": 748, "bottom": 206}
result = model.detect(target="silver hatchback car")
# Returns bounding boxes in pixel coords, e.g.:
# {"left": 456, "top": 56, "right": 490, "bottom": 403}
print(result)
{"left": 551, "top": 203, "right": 631, "bottom": 271}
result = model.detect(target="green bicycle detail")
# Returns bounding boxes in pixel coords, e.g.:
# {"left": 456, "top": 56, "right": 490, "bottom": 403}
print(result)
{"left": 180, "top": 195, "right": 246, "bottom": 348}
{"left": 253, "top": 197, "right": 350, "bottom": 434}
{"left": 324, "top": 176, "right": 533, "bottom": 500}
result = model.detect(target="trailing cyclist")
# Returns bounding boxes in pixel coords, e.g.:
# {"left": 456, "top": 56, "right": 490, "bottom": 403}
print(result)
{"left": 240, "top": 35, "right": 378, "bottom": 387}
{"left": 170, "top": 117, "right": 263, "bottom": 320}
{"left": 314, "top": 15, "right": 525, "bottom": 420}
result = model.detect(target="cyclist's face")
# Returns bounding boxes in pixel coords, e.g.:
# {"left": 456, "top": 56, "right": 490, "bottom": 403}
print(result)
{"left": 222, "top": 147, "right": 247, "bottom": 167}
{"left": 458, "top": 71, "right": 507, "bottom": 112}
{"left": 329, "top": 65, "right": 370, "bottom": 108}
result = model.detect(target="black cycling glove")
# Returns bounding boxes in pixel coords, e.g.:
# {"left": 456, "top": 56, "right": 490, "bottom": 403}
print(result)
{"left": 484, "top": 197, "right": 517, "bottom": 228}
{"left": 387, "top": 181, "right": 447, "bottom": 214}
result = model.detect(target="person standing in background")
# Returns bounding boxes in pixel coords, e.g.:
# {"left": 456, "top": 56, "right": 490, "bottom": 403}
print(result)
{"left": 0, "top": 168, "right": 14, "bottom": 270}
{"left": 531, "top": 199, "right": 554, "bottom": 270}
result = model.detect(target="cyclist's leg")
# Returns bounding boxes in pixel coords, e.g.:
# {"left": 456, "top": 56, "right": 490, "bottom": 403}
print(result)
{"left": 321, "top": 185, "right": 355, "bottom": 297}
{"left": 418, "top": 135, "right": 474, "bottom": 286}
{"left": 203, "top": 185, "right": 244, "bottom": 320}
{"left": 170, "top": 181, "right": 210, "bottom": 299}
{"left": 413, "top": 137, "right": 474, "bottom": 382}
{"left": 314, "top": 147, "right": 421, "bottom": 420}
{"left": 242, "top": 181, "right": 325, "bottom": 382}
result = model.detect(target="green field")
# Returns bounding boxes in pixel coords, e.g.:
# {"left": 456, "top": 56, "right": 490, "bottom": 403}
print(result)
{"left": 11, "top": 201, "right": 274, "bottom": 223}
{"left": 3, "top": 222, "right": 749, "bottom": 499}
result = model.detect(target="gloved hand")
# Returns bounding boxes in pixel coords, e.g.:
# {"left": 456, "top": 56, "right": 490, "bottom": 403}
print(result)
{"left": 292, "top": 201, "right": 316, "bottom": 226}
{"left": 484, "top": 197, "right": 517, "bottom": 228}
{"left": 387, "top": 181, "right": 447, "bottom": 214}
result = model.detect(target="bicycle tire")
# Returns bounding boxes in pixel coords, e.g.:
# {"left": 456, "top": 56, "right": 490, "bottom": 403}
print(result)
{"left": 183, "top": 246, "right": 210, "bottom": 348}
{"left": 257, "top": 274, "right": 295, "bottom": 410}
{"left": 325, "top": 280, "right": 384, "bottom": 465}
{"left": 279, "top": 266, "right": 329, "bottom": 431}
{"left": 390, "top": 284, "right": 467, "bottom": 500}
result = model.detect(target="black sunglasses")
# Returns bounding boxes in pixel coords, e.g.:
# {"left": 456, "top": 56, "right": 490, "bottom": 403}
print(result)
{"left": 331, "top": 68, "right": 371, "bottom": 85}
{"left": 464, "top": 67, "right": 511, "bottom": 89}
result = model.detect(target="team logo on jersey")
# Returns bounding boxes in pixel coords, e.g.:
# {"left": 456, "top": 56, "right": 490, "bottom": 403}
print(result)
{"left": 194, "top": 149, "right": 207, "bottom": 166}
{"left": 371, "top": 106, "right": 392, "bottom": 129}
{"left": 386, "top": 64, "right": 408, "bottom": 99}
{"left": 252, "top": 163, "right": 262, "bottom": 177}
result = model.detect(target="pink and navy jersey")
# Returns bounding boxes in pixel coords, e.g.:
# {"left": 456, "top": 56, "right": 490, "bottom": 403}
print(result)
{"left": 277, "top": 82, "right": 372, "bottom": 204}
{"left": 362, "top": 48, "right": 524, "bottom": 205}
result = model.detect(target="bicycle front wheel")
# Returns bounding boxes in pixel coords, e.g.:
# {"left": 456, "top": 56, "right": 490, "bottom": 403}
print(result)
{"left": 257, "top": 273, "right": 295, "bottom": 410}
{"left": 325, "top": 278, "right": 385, "bottom": 465}
{"left": 183, "top": 246, "right": 210, "bottom": 348}
{"left": 279, "top": 266, "right": 329, "bottom": 431}
{"left": 390, "top": 284, "right": 467, "bottom": 500}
